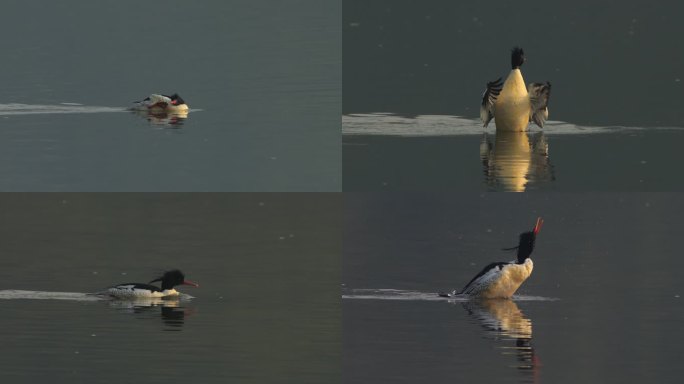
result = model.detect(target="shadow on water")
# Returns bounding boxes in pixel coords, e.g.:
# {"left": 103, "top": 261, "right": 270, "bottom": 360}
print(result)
{"left": 459, "top": 299, "right": 539, "bottom": 382}
{"left": 480, "top": 131, "right": 555, "bottom": 192}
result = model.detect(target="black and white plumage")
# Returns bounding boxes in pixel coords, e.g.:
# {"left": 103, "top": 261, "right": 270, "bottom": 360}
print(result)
{"left": 132, "top": 93, "right": 189, "bottom": 113}
{"left": 447, "top": 218, "right": 543, "bottom": 299}
{"left": 480, "top": 47, "right": 551, "bottom": 131}
{"left": 106, "top": 270, "right": 199, "bottom": 299}
{"left": 480, "top": 78, "right": 502, "bottom": 127}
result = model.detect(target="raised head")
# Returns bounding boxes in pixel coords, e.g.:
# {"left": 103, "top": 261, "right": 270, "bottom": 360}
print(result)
{"left": 515, "top": 217, "right": 543, "bottom": 263}
{"left": 150, "top": 269, "right": 199, "bottom": 290}
{"left": 511, "top": 46, "right": 525, "bottom": 69}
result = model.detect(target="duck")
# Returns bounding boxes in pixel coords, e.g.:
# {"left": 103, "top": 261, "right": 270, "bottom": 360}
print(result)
{"left": 440, "top": 217, "right": 543, "bottom": 299}
{"left": 132, "top": 93, "right": 189, "bottom": 114}
{"left": 480, "top": 47, "right": 551, "bottom": 132}
{"left": 105, "top": 269, "right": 199, "bottom": 299}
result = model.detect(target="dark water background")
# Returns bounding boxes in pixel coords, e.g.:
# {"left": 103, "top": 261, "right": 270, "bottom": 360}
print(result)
{"left": 344, "top": 193, "right": 684, "bottom": 383}
{"left": 0, "top": 194, "right": 340, "bottom": 383}
{"left": 344, "top": 0, "right": 684, "bottom": 126}
{"left": 0, "top": 0, "right": 340, "bottom": 191}
{"left": 344, "top": 127, "right": 684, "bottom": 191}
{"left": 343, "top": 0, "right": 684, "bottom": 191}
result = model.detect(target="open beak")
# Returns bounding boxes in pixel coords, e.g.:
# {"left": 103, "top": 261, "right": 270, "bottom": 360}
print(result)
{"left": 533, "top": 217, "right": 543, "bottom": 235}
{"left": 182, "top": 280, "right": 200, "bottom": 288}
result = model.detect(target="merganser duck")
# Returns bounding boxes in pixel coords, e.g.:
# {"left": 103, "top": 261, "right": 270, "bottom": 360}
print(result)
{"left": 133, "top": 93, "right": 189, "bottom": 114}
{"left": 441, "top": 218, "right": 543, "bottom": 299}
{"left": 480, "top": 47, "right": 551, "bottom": 132}
{"left": 106, "top": 270, "right": 199, "bottom": 299}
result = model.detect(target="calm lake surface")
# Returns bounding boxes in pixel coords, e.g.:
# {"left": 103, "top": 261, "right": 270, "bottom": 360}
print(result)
{"left": 0, "top": 194, "right": 340, "bottom": 383}
{"left": 343, "top": 1, "right": 684, "bottom": 191}
{"left": 0, "top": 1, "right": 340, "bottom": 191}
{"left": 344, "top": 193, "right": 684, "bottom": 383}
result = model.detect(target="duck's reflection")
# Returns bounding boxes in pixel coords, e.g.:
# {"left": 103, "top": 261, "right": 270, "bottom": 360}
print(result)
{"left": 481, "top": 131, "right": 554, "bottom": 192}
{"left": 461, "top": 299, "right": 538, "bottom": 374}
{"left": 107, "top": 297, "right": 195, "bottom": 329}
{"left": 130, "top": 109, "right": 188, "bottom": 127}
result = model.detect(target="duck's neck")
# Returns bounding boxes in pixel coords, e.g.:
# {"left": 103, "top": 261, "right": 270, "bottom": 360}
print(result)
{"left": 501, "top": 69, "right": 527, "bottom": 97}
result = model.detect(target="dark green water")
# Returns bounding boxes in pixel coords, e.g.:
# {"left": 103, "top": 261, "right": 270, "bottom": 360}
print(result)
{"left": 0, "top": 194, "right": 340, "bottom": 383}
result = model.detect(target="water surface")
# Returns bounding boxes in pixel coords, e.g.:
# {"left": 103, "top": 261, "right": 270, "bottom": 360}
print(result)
{"left": 0, "top": 1, "right": 340, "bottom": 191}
{"left": 0, "top": 194, "right": 340, "bottom": 383}
{"left": 343, "top": 0, "right": 684, "bottom": 191}
{"left": 343, "top": 114, "right": 684, "bottom": 191}
{"left": 344, "top": 193, "right": 684, "bottom": 383}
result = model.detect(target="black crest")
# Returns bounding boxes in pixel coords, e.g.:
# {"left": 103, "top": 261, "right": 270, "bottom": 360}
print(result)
{"left": 163, "top": 93, "right": 186, "bottom": 105}
{"left": 149, "top": 269, "right": 186, "bottom": 290}
{"left": 511, "top": 46, "right": 525, "bottom": 69}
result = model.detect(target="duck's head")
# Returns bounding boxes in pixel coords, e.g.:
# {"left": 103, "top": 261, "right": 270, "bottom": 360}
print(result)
{"left": 168, "top": 93, "right": 187, "bottom": 106}
{"left": 515, "top": 217, "right": 543, "bottom": 263}
{"left": 149, "top": 269, "right": 199, "bottom": 290}
{"left": 511, "top": 46, "right": 525, "bottom": 69}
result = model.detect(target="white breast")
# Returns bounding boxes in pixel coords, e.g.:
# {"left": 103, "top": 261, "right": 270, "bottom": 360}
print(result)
{"left": 464, "top": 259, "right": 534, "bottom": 299}
{"left": 494, "top": 69, "right": 531, "bottom": 132}
{"left": 483, "top": 259, "right": 533, "bottom": 298}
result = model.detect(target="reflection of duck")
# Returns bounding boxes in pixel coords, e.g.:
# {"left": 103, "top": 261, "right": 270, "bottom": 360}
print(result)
{"left": 108, "top": 296, "right": 193, "bottom": 328}
{"left": 463, "top": 299, "right": 531, "bottom": 340}
{"left": 105, "top": 270, "right": 199, "bottom": 299}
{"left": 107, "top": 297, "right": 182, "bottom": 308}
{"left": 447, "top": 218, "right": 543, "bottom": 299}
{"left": 480, "top": 47, "right": 551, "bottom": 132}
{"left": 462, "top": 299, "right": 537, "bottom": 372}
{"left": 131, "top": 108, "right": 188, "bottom": 126}
{"left": 481, "top": 131, "right": 555, "bottom": 191}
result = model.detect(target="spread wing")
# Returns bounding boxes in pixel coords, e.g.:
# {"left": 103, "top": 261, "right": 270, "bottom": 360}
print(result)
{"left": 480, "top": 78, "right": 502, "bottom": 128}
{"left": 528, "top": 82, "right": 551, "bottom": 128}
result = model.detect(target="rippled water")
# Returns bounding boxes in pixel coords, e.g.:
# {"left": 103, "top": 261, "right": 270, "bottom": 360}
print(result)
{"left": 344, "top": 193, "right": 684, "bottom": 384}
{"left": 0, "top": 194, "right": 340, "bottom": 383}
{"left": 343, "top": 113, "right": 684, "bottom": 191}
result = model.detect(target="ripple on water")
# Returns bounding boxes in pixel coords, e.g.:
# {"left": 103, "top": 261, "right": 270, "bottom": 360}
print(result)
{"left": 342, "top": 113, "right": 683, "bottom": 137}
{"left": 341, "top": 288, "right": 559, "bottom": 302}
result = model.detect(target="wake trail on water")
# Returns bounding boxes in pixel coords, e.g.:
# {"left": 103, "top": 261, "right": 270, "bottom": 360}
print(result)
{"left": 0, "top": 289, "right": 105, "bottom": 301}
{"left": 0, "top": 103, "right": 128, "bottom": 116}
{"left": 0, "top": 289, "right": 195, "bottom": 302}
{"left": 342, "top": 288, "right": 558, "bottom": 302}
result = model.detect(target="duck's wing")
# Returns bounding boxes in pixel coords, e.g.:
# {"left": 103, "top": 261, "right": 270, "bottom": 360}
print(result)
{"left": 480, "top": 78, "right": 503, "bottom": 128}
{"left": 528, "top": 82, "right": 551, "bottom": 128}
{"left": 459, "top": 261, "right": 508, "bottom": 295}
